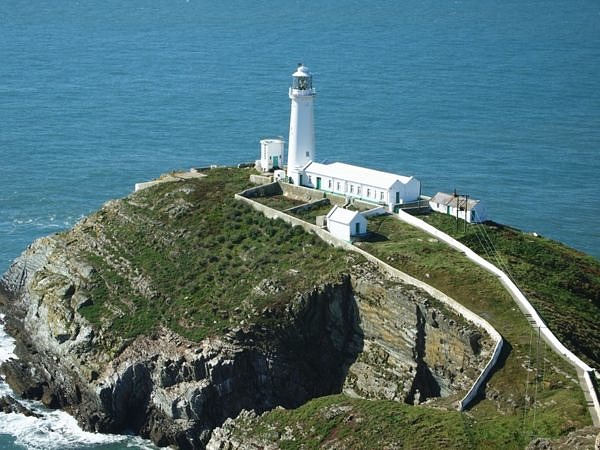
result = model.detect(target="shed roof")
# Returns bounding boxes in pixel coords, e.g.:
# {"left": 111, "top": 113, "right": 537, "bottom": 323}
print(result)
{"left": 430, "top": 192, "right": 481, "bottom": 211}
{"left": 304, "top": 161, "right": 415, "bottom": 189}
{"left": 326, "top": 205, "right": 363, "bottom": 225}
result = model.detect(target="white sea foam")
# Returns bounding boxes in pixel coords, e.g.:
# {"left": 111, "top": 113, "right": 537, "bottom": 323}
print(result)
{"left": 0, "top": 318, "right": 157, "bottom": 449}
{"left": 0, "top": 409, "right": 128, "bottom": 449}
{"left": 0, "top": 314, "right": 18, "bottom": 398}
{"left": 0, "top": 315, "right": 16, "bottom": 360}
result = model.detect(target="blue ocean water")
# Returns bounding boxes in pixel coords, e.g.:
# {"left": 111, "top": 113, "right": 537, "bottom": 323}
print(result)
{"left": 1, "top": 0, "right": 599, "bottom": 448}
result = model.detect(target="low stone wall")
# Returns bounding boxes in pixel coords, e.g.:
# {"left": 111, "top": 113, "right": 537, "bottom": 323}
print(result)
{"left": 280, "top": 183, "right": 353, "bottom": 208}
{"left": 285, "top": 198, "right": 331, "bottom": 214}
{"left": 134, "top": 170, "right": 206, "bottom": 192}
{"left": 361, "top": 206, "right": 387, "bottom": 218}
{"left": 249, "top": 174, "right": 273, "bottom": 185}
{"left": 238, "top": 182, "right": 282, "bottom": 198}
{"left": 396, "top": 209, "right": 600, "bottom": 422}
{"left": 234, "top": 192, "right": 504, "bottom": 411}
{"left": 351, "top": 198, "right": 383, "bottom": 211}
{"left": 281, "top": 183, "right": 326, "bottom": 202}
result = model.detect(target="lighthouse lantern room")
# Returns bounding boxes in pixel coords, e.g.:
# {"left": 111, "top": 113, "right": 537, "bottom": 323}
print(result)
{"left": 287, "top": 63, "right": 316, "bottom": 185}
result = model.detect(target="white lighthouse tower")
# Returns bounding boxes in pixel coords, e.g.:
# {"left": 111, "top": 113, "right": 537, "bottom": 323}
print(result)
{"left": 286, "top": 63, "right": 316, "bottom": 185}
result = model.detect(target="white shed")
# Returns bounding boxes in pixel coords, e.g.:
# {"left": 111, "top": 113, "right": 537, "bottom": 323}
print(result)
{"left": 326, "top": 206, "right": 368, "bottom": 242}
{"left": 429, "top": 192, "right": 488, "bottom": 223}
{"left": 258, "top": 139, "right": 284, "bottom": 172}
{"left": 300, "top": 161, "right": 421, "bottom": 212}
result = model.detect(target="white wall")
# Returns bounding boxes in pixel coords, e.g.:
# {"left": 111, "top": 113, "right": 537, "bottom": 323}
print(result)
{"left": 327, "top": 220, "right": 351, "bottom": 241}
{"left": 327, "top": 215, "right": 367, "bottom": 241}
{"left": 392, "top": 178, "right": 421, "bottom": 205}
{"left": 303, "top": 170, "right": 420, "bottom": 210}
{"left": 287, "top": 95, "right": 315, "bottom": 177}
{"left": 260, "top": 140, "right": 284, "bottom": 172}
{"left": 236, "top": 192, "right": 504, "bottom": 412}
{"left": 354, "top": 216, "right": 368, "bottom": 235}
{"left": 396, "top": 209, "right": 600, "bottom": 422}
{"left": 428, "top": 201, "right": 488, "bottom": 224}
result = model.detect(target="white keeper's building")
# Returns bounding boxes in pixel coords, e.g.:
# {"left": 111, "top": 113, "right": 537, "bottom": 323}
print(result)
{"left": 300, "top": 161, "right": 421, "bottom": 212}
{"left": 261, "top": 63, "right": 421, "bottom": 212}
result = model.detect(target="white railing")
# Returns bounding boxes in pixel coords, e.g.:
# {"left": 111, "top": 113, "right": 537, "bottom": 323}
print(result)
{"left": 396, "top": 209, "right": 600, "bottom": 424}
{"left": 236, "top": 191, "right": 504, "bottom": 411}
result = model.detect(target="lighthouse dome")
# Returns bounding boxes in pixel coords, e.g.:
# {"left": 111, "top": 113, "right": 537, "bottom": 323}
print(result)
{"left": 291, "top": 64, "right": 313, "bottom": 91}
{"left": 292, "top": 64, "right": 311, "bottom": 78}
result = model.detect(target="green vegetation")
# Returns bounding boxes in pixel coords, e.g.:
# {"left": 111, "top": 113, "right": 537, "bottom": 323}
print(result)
{"left": 227, "top": 392, "right": 584, "bottom": 449}
{"left": 78, "top": 168, "right": 355, "bottom": 343}
{"left": 421, "top": 213, "right": 600, "bottom": 367}
{"left": 233, "top": 395, "right": 473, "bottom": 449}
{"left": 74, "top": 170, "right": 595, "bottom": 445}
{"left": 253, "top": 194, "right": 305, "bottom": 210}
{"left": 289, "top": 203, "right": 332, "bottom": 224}
{"left": 354, "top": 213, "right": 591, "bottom": 437}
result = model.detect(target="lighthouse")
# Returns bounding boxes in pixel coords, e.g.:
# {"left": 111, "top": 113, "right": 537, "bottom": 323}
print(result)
{"left": 287, "top": 63, "right": 316, "bottom": 185}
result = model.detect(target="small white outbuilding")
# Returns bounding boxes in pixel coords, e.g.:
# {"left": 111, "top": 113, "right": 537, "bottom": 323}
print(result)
{"left": 429, "top": 192, "right": 488, "bottom": 223}
{"left": 257, "top": 138, "right": 284, "bottom": 172}
{"left": 326, "top": 206, "right": 368, "bottom": 242}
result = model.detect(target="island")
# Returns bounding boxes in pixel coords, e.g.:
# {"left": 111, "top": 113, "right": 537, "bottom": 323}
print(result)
{"left": 1, "top": 166, "right": 599, "bottom": 449}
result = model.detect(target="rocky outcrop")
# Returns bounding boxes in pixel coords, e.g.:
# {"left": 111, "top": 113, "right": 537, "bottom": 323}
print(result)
{"left": 0, "top": 189, "right": 491, "bottom": 449}
{"left": 345, "top": 265, "right": 491, "bottom": 405}
{"left": 526, "top": 426, "right": 600, "bottom": 450}
{"left": 0, "top": 395, "right": 43, "bottom": 418}
{"left": 0, "top": 235, "right": 368, "bottom": 448}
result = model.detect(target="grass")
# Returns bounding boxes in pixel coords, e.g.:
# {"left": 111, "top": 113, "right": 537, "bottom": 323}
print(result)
{"left": 354, "top": 213, "right": 591, "bottom": 439}
{"left": 226, "top": 392, "right": 585, "bottom": 449}
{"left": 420, "top": 213, "right": 600, "bottom": 367}
{"left": 253, "top": 195, "right": 305, "bottom": 210}
{"left": 289, "top": 203, "right": 333, "bottom": 224}
{"left": 77, "top": 168, "right": 356, "bottom": 345}
{"left": 71, "top": 170, "right": 594, "bottom": 445}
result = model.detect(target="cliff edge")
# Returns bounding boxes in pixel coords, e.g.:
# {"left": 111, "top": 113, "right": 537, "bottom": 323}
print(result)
{"left": 0, "top": 168, "right": 493, "bottom": 449}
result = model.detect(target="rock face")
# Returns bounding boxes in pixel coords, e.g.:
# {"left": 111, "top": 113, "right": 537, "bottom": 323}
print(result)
{"left": 344, "top": 265, "right": 490, "bottom": 405}
{"left": 0, "top": 236, "right": 366, "bottom": 448}
{"left": 0, "top": 197, "right": 491, "bottom": 449}
{"left": 526, "top": 426, "right": 600, "bottom": 450}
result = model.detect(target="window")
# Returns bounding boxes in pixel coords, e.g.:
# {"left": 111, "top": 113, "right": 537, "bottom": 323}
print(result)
{"left": 336, "top": 182, "right": 340, "bottom": 191}
{"left": 306, "top": 151, "right": 310, "bottom": 157}
{"left": 367, "top": 188, "right": 371, "bottom": 198}
{"left": 380, "top": 191, "right": 384, "bottom": 201}
{"left": 350, "top": 185, "right": 354, "bottom": 193}
{"left": 357, "top": 186, "right": 361, "bottom": 196}
{"left": 328, "top": 179, "right": 332, "bottom": 188}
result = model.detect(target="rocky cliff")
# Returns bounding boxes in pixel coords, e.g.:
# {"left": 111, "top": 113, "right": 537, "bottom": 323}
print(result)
{"left": 0, "top": 170, "right": 492, "bottom": 449}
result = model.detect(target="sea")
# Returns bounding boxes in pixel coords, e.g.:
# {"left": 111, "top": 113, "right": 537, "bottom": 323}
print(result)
{"left": 1, "top": 0, "right": 599, "bottom": 448}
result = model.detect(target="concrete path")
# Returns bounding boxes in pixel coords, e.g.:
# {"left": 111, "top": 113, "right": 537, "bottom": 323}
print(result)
{"left": 134, "top": 169, "right": 206, "bottom": 192}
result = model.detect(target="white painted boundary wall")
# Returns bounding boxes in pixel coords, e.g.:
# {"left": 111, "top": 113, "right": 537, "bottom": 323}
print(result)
{"left": 396, "top": 210, "right": 600, "bottom": 424}
{"left": 360, "top": 206, "right": 387, "bottom": 218}
{"left": 134, "top": 170, "right": 206, "bottom": 192}
{"left": 236, "top": 190, "right": 504, "bottom": 411}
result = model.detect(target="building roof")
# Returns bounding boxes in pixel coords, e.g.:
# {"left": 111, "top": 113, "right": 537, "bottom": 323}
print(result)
{"left": 430, "top": 192, "right": 481, "bottom": 211}
{"left": 326, "top": 205, "right": 364, "bottom": 225}
{"left": 304, "top": 161, "right": 415, "bottom": 189}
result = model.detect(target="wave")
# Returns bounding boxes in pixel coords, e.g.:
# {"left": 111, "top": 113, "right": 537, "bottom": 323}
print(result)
{"left": 0, "top": 316, "right": 157, "bottom": 450}
{"left": 10, "top": 214, "right": 85, "bottom": 230}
